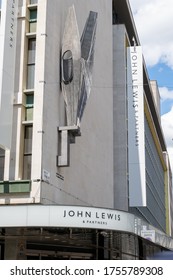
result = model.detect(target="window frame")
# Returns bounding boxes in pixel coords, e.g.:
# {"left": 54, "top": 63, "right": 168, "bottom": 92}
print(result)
{"left": 23, "top": 125, "right": 33, "bottom": 180}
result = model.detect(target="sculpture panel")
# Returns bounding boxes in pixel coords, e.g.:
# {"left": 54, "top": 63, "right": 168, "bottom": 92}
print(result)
{"left": 61, "top": 6, "right": 98, "bottom": 127}
{"left": 58, "top": 6, "right": 98, "bottom": 166}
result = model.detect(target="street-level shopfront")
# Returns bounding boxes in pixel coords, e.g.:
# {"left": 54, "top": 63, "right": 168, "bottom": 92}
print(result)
{"left": 0, "top": 205, "right": 173, "bottom": 259}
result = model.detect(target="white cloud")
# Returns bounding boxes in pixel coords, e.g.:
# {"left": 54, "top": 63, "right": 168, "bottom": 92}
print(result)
{"left": 129, "top": 0, "right": 173, "bottom": 69}
{"left": 159, "top": 87, "right": 173, "bottom": 102}
{"left": 161, "top": 107, "right": 173, "bottom": 172}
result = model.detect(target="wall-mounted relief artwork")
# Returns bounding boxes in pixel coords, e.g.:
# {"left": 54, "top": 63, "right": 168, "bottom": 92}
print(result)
{"left": 57, "top": 6, "right": 98, "bottom": 166}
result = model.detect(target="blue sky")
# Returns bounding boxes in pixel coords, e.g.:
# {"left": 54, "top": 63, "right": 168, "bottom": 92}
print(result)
{"left": 129, "top": 0, "right": 173, "bottom": 171}
{"left": 148, "top": 63, "right": 173, "bottom": 115}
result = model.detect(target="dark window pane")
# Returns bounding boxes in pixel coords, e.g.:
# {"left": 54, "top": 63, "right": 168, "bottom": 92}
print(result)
{"left": 28, "top": 39, "right": 36, "bottom": 64}
{"left": 30, "top": 9, "right": 37, "bottom": 21}
{"left": 0, "top": 148, "right": 5, "bottom": 181}
{"left": 30, "top": 0, "right": 38, "bottom": 4}
{"left": 26, "top": 94, "right": 34, "bottom": 107}
{"left": 26, "top": 64, "right": 35, "bottom": 89}
{"left": 25, "top": 126, "right": 33, "bottom": 139}
{"left": 24, "top": 126, "right": 33, "bottom": 153}
{"left": 24, "top": 138, "right": 32, "bottom": 154}
{"left": 23, "top": 155, "right": 31, "bottom": 180}
{"left": 23, "top": 126, "right": 32, "bottom": 179}
{"left": 25, "top": 95, "right": 34, "bottom": 121}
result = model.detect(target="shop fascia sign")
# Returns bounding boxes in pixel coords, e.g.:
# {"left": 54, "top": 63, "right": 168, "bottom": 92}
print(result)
{"left": 127, "top": 45, "right": 146, "bottom": 207}
{"left": 62, "top": 207, "right": 121, "bottom": 226}
{"left": 0, "top": 205, "right": 135, "bottom": 233}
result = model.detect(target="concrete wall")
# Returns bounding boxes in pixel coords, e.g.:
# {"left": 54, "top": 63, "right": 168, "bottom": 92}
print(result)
{"left": 0, "top": 0, "right": 114, "bottom": 207}
{"left": 113, "top": 25, "right": 129, "bottom": 211}
{"left": 150, "top": 80, "right": 161, "bottom": 123}
{"left": 39, "top": 0, "right": 114, "bottom": 207}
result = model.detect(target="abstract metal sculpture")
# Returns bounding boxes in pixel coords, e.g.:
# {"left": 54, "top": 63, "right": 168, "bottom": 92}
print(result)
{"left": 58, "top": 6, "right": 98, "bottom": 166}
{"left": 61, "top": 5, "right": 98, "bottom": 127}
{"left": 78, "top": 11, "right": 98, "bottom": 125}
{"left": 61, "top": 6, "right": 81, "bottom": 126}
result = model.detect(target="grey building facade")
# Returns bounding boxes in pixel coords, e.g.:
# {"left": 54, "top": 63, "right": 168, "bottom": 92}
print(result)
{"left": 0, "top": 0, "right": 173, "bottom": 259}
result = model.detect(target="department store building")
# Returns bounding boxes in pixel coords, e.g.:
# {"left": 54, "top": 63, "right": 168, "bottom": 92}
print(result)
{"left": 0, "top": 0, "right": 173, "bottom": 259}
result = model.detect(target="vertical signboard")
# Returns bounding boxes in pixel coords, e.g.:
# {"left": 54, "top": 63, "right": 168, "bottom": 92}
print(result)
{"left": 0, "top": 0, "right": 17, "bottom": 149}
{"left": 127, "top": 46, "right": 146, "bottom": 207}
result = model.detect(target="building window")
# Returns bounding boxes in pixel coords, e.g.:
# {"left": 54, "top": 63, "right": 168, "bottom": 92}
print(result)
{"left": 25, "top": 94, "right": 34, "bottom": 121}
{"left": 0, "top": 148, "right": 5, "bottom": 181}
{"left": 28, "top": 37, "right": 36, "bottom": 62}
{"left": 30, "top": 0, "right": 38, "bottom": 4}
{"left": 27, "top": 65, "right": 35, "bottom": 89}
{"left": 23, "top": 126, "right": 33, "bottom": 179}
{"left": 29, "top": 9, "right": 37, "bottom": 33}
{"left": 26, "top": 38, "right": 36, "bottom": 89}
